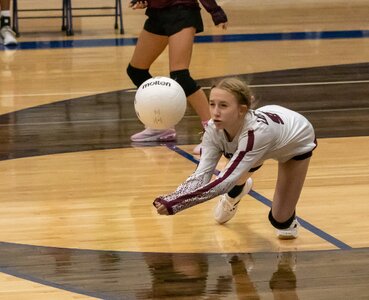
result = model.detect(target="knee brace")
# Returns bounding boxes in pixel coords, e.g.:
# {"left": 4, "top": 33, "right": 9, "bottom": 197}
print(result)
{"left": 127, "top": 64, "right": 152, "bottom": 87}
{"left": 170, "top": 69, "right": 200, "bottom": 97}
{"left": 268, "top": 210, "right": 296, "bottom": 229}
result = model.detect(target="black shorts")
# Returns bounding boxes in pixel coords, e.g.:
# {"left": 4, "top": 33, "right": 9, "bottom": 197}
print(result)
{"left": 291, "top": 150, "right": 313, "bottom": 161}
{"left": 144, "top": 6, "right": 204, "bottom": 36}
{"left": 249, "top": 165, "right": 263, "bottom": 172}
{"left": 292, "top": 137, "right": 317, "bottom": 161}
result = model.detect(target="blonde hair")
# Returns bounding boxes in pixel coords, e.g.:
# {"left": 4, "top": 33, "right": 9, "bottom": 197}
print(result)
{"left": 212, "top": 77, "right": 255, "bottom": 108}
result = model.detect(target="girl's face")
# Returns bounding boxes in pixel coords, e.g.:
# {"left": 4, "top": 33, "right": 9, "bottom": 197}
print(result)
{"left": 209, "top": 87, "right": 247, "bottom": 130}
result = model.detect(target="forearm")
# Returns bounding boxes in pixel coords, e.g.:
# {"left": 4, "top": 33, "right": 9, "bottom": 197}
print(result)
{"left": 154, "top": 169, "right": 237, "bottom": 215}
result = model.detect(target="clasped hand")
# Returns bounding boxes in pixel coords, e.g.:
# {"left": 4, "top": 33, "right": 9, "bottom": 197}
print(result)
{"left": 154, "top": 201, "right": 169, "bottom": 215}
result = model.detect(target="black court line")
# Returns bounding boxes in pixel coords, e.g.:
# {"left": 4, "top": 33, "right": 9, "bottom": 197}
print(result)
{"left": 166, "top": 144, "right": 353, "bottom": 250}
{"left": 0, "top": 267, "right": 111, "bottom": 300}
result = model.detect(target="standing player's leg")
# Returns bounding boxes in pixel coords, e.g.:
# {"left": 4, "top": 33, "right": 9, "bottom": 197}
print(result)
{"left": 129, "top": 29, "right": 168, "bottom": 72}
{"left": 168, "top": 27, "right": 211, "bottom": 125}
{"left": 0, "top": 0, "right": 17, "bottom": 45}
{"left": 128, "top": 30, "right": 177, "bottom": 142}
{"left": 269, "top": 157, "right": 311, "bottom": 239}
{"left": 168, "top": 27, "right": 210, "bottom": 153}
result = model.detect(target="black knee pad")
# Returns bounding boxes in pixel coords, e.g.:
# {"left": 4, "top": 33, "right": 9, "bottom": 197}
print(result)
{"left": 268, "top": 210, "right": 296, "bottom": 229}
{"left": 126, "top": 64, "right": 152, "bottom": 87}
{"left": 170, "top": 69, "right": 200, "bottom": 97}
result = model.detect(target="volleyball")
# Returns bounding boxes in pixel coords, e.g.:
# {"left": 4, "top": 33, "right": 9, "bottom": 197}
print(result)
{"left": 134, "top": 77, "right": 187, "bottom": 130}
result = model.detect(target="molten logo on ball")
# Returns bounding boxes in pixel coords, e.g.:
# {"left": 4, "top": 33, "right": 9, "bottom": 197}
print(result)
{"left": 134, "top": 77, "right": 187, "bottom": 130}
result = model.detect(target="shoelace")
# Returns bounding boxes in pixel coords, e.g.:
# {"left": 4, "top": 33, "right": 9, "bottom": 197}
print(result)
{"left": 222, "top": 197, "right": 240, "bottom": 211}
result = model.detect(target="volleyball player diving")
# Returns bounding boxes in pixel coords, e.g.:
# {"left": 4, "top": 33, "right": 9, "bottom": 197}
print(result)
{"left": 153, "top": 77, "right": 317, "bottom": 239}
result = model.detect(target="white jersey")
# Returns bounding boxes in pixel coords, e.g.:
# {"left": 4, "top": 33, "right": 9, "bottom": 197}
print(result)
{"left": 155, "top": 105, "right": 317, "bottom": 214}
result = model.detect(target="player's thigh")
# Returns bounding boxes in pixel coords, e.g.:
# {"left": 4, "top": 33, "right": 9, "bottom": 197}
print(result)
{"left": 274, "top": 158, "right": 311, "bottom": 206}
{"left": 130, "top": 29, "right": 168, "bottom": 69}
{"left": 168, "top": 27, "right": 196, "bottom": 71}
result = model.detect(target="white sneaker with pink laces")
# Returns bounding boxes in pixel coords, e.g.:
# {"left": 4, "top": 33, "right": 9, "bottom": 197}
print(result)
{"left": 130, "top": 128, "right": 176, "bottom": 142}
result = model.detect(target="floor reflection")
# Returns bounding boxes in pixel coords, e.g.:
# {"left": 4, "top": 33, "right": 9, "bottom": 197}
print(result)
{"left": 0, "top": 242, "right": 298, "bottom": 299}
{"left": 1, "top": 241, "right": 368, "bottom": 298}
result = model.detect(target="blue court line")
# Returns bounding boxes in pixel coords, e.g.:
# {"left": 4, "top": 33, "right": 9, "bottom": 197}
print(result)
{"left": 166, "top": 144, "right": 352, "bottom": 250}
{"left": 1, "top": 29, "right": 369, "bottom": 51}
{"left": 248, "top": 190, "right": 352, "bottom": 250}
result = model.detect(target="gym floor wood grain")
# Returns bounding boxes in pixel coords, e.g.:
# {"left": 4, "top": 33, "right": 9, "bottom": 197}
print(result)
{"left": 0, "top": 0, "right": 368, "bottom": 299}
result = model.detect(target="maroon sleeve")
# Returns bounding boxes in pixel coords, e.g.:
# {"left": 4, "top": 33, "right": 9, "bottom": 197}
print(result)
{"left": 153, "top": 130, "right": 256, "bottom": 215}
{"left": 198, "top": 0, "right": 228, "bottom": 25}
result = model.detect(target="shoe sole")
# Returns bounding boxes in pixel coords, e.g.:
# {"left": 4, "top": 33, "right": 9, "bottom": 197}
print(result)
{"left": 277, "top": 221, "right": 299, "bottom": 239}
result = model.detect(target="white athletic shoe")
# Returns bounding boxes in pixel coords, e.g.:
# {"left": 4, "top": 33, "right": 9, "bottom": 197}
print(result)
{"left": 276, "top": 219, "right": 300, "bottom": 239}
{"left": 214, "top": 177, "right": 253, "bottom": 224}
{"left": 0, "top": 26, "right": 17, "bottom": 46}
{"left": 130, "top": 128, "right": 176, "bottom": 142}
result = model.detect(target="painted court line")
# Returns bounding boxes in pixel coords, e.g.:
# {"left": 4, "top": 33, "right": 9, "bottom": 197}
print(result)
{"left": 123, "top": 79, "right": 369, "bottom": 92}
{"left": 166, "top": 144, "right": 352, "bottom": 250}
{"left": 1, "top": 29, "right": 369, "bottom": 51}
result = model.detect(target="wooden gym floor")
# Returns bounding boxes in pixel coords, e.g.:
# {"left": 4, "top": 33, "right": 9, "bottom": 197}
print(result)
{"left": 0, "top": 0, "right": 368, "bottom": 299}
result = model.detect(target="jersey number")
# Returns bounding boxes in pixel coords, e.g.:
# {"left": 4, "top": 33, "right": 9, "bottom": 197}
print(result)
{"left": 255, "top": 111, "right": 284, "bottom": 125}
